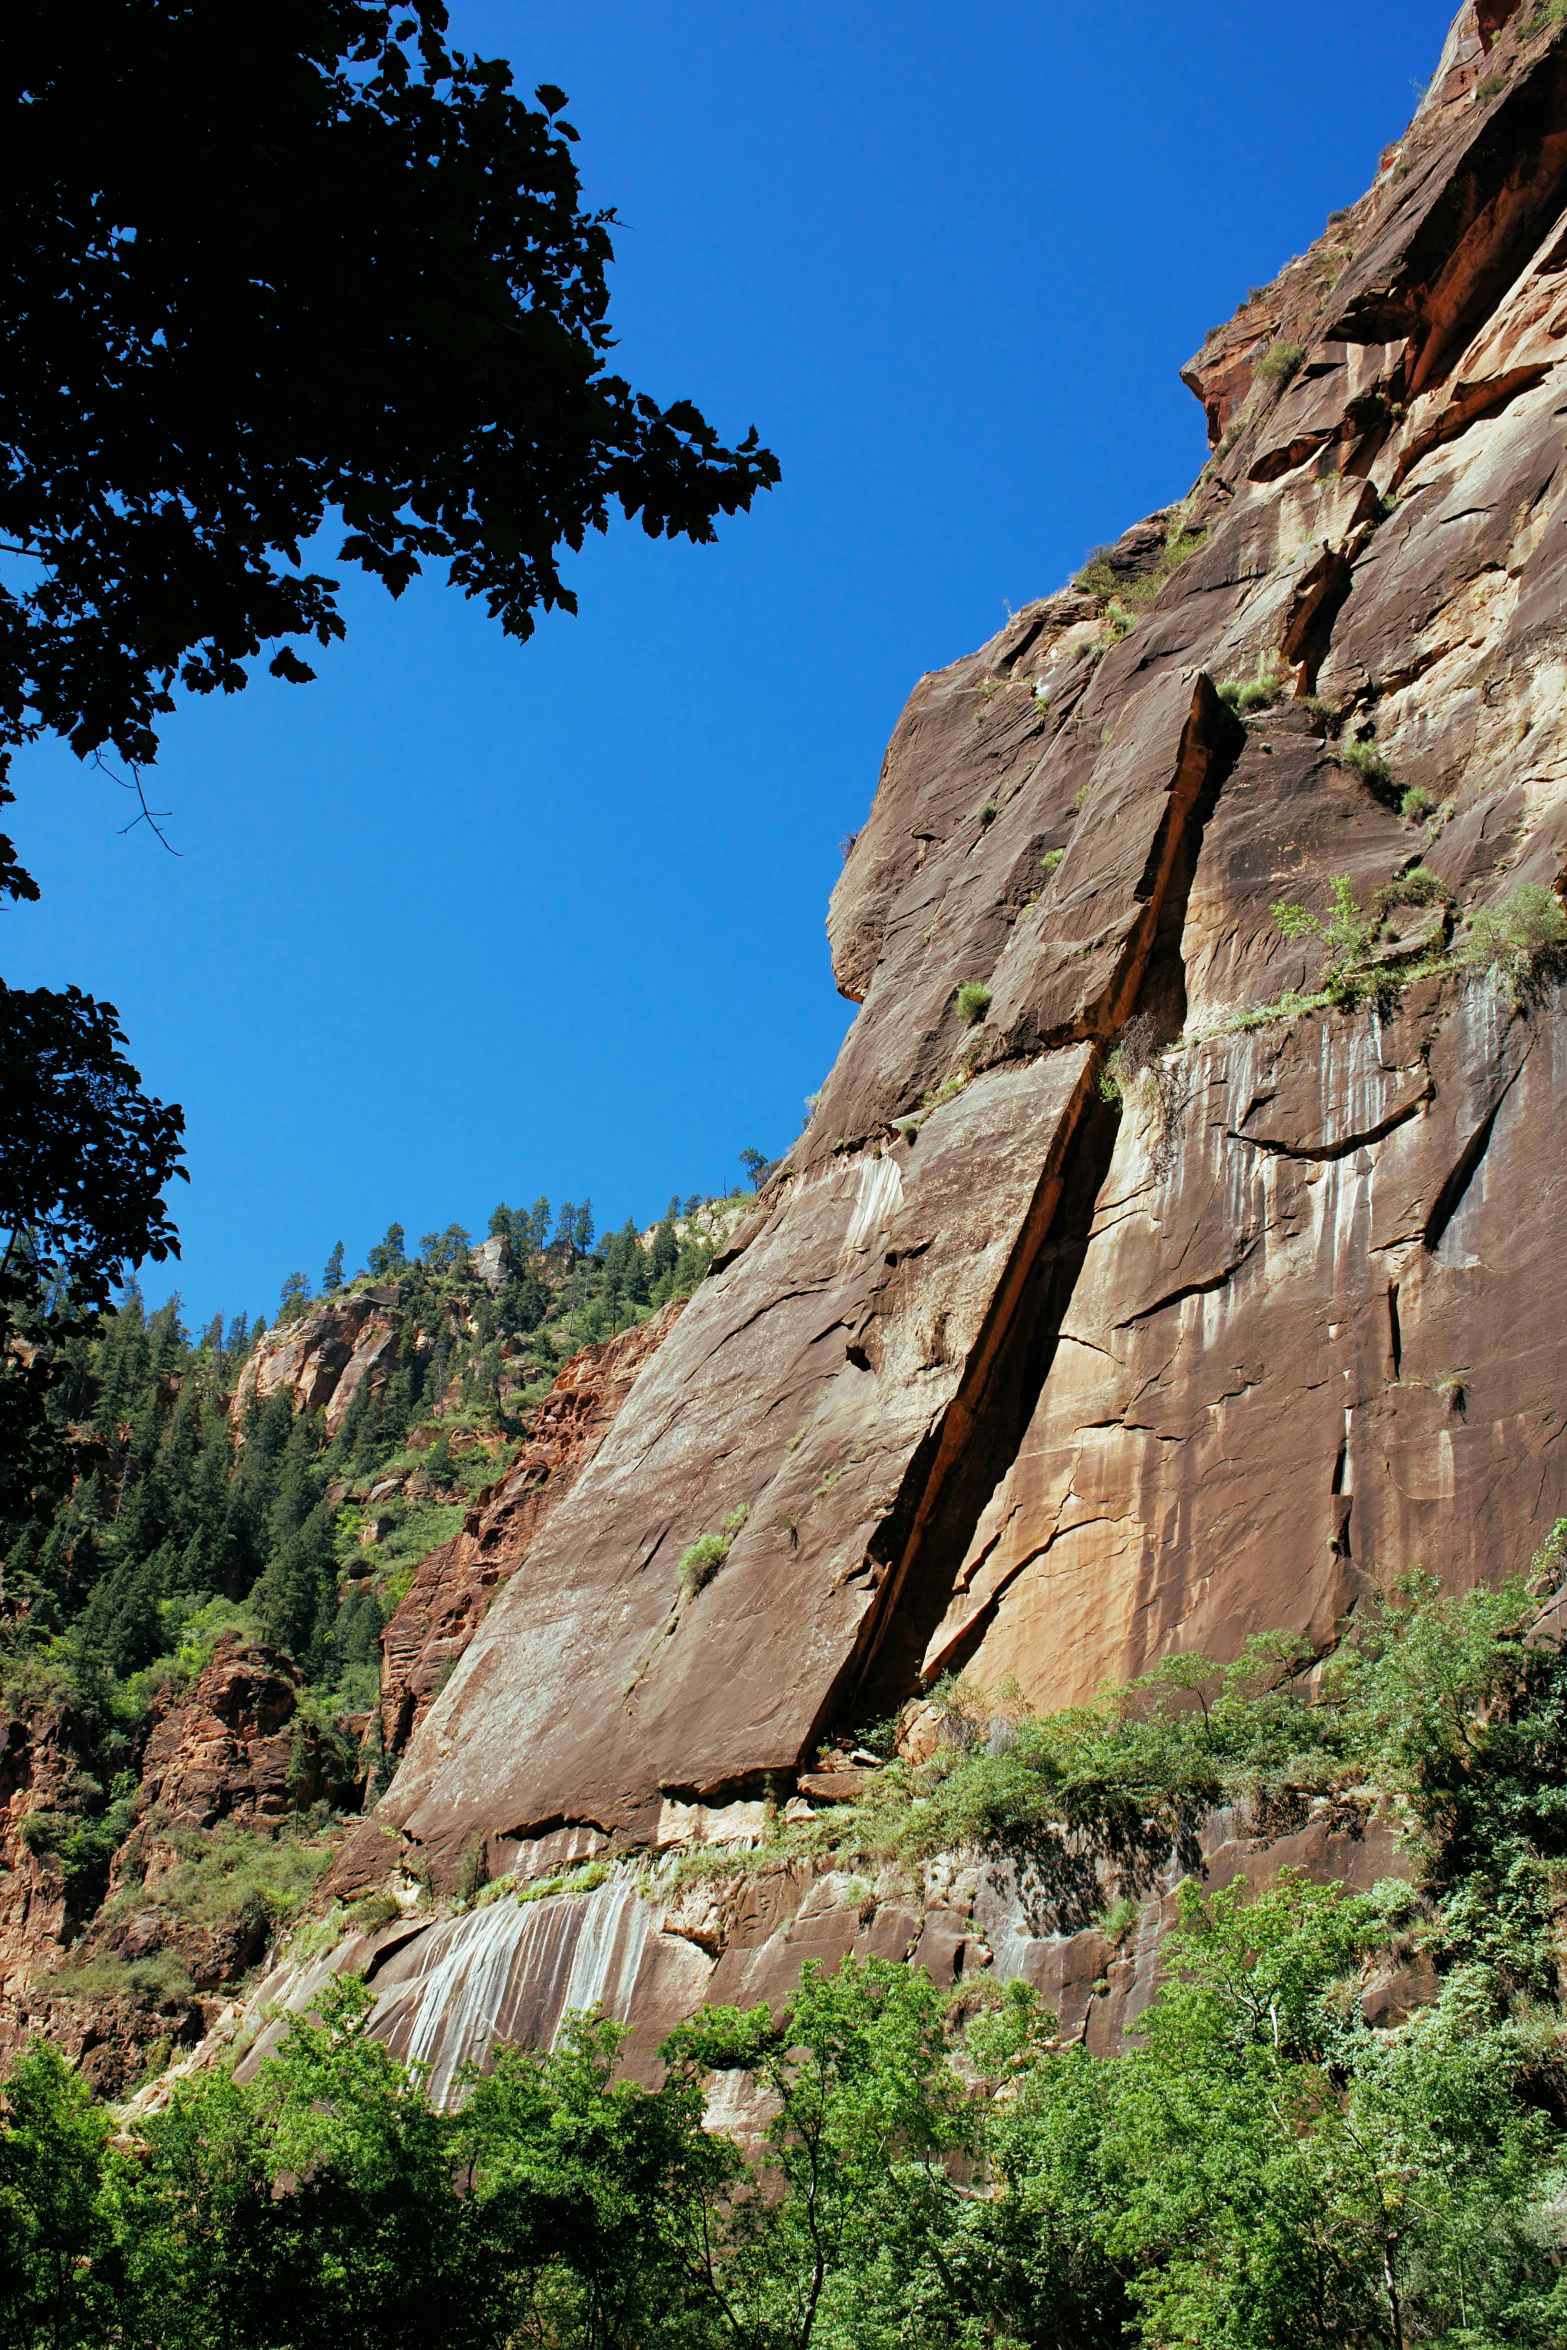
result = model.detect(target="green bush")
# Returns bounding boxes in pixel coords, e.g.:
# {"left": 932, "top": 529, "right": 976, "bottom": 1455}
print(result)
{"left": 1338, "top": 735, "right": 1398, "bottom": 805}
{"left": 1454, "top": 883, "right": 1567, "bottom": 998}
{"left": 1270, "top": 873, "right": 1377, "bottom": 994}
{"left": 955, "top": 981, "right": 993, "bottom": 1027}
{"left": 678, "top": 1506, "right": 749, "bottom": 1596}
{"left": 152, "top": 1826, "right": 337, "bottom": 1933}
{"left": 1254, "top": 339, "right": 1306, "bottom": 390}
{"left": 344, "top": 1890, "right": 400, "bottom": 1933}
{"left": 1218, "top": 654, "right": 1291, "bottom": 713}
{"left": 37, "top": 1952, "right": 194, "bottom": 2005}
{"left": 1074, "top": 526, "right": 1205, "bottom": 615}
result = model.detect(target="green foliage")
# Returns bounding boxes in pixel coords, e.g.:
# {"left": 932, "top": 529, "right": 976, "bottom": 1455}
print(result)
{"left": 0, "top": 12, "right": 777, "bottom": 788}
{"left": 1218, "top": 654, "right": 1291, "bottom": 713}
{"left": 955, "top": 981, "right": 993, "bottom": 1027}
{"left": 147, "top": 1825, "right": 337, "bottom": 1937}
{"left": 665, "top": 1957, "right": 969, "bottom": 2350}
{"left": 38, "top": 1952, "right": 195, "bottom": 2006}
{"left": 0, "top": 2038, "right": 121, "bottom": 2350}
{"left": 10, "top": 1562, "right": 1567, "bottom": 2350}
{"left": 1270, "top": 873, "right": 1380, "bottom": 998}
{"left": 1338, "top": 734, "right": 1399, "bottom": 805}
{"left": 0, "top": 979, "right": 186, "bottom": 1522}
{"left": 679, "top": 1507, "right": 749, "bottom": 1596}
{"left": 1074, "top": 526, "right": 1205, "bottom": 617}
{"left": 1453, "top": 883, "right": 1567, "bottom": 1001}
{"left": 1254, "top": 339, "right": 1306, "bottom": 389}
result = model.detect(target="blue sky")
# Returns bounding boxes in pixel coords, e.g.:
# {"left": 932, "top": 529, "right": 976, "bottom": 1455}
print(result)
{"left": 7, "top": 0, "right": 1454, "bottom": 1329}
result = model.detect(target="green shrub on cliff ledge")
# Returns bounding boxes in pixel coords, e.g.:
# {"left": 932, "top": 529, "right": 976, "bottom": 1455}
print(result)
{"left": 955, "top": 980, "right": 993, "bottom": 1027}
{"left": 1454, "top": 882, "right": 1567, "bottom": 999}
{"left": 679, "top": 1506, "right": 749, "bottom": 1596}
{"left": 1254, "top": 338, "right": 1306, "bottom": 390}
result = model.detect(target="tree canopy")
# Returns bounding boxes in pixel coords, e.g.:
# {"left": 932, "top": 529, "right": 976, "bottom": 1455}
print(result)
{"left": 0, "top": 0, "right": 779, "bottom": 784}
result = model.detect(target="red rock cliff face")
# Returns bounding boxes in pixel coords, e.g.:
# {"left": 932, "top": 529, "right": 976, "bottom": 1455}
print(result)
{"left": 366, "top": 1, "right": 1567, "bottom": 1889}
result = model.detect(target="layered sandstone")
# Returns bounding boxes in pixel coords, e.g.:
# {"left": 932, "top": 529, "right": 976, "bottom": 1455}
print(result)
{"left": 371, "top": 1304, "right": 687, "bottom": 1765}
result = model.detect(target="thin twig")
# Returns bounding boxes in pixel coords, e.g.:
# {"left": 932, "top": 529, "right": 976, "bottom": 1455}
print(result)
{"left": 93, "top": 750, "right": 181, "bottom": 855}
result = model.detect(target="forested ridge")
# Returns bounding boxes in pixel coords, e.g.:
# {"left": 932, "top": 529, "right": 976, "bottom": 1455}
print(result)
{"left": 0, "top": 1193, "right": 743, "bottom": 1984}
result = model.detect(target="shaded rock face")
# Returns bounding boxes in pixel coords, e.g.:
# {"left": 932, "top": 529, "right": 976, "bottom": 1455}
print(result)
{"left": 0, "top": 1637, "right": 356, "bottom": 2095}
{"left": 372, "top": 1, "right": 1567, "bottom": 1896}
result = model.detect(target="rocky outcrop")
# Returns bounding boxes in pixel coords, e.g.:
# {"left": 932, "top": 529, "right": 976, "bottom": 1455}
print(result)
{"left": 232, "top": 1288, "right": 405, "bottom": 1435}
{"left": 233, "top": 1787, "right": 1410, "bottom": 2112}
{"left": 128, "top": 1635, "right": 358, "bottom": 1837}
{"left": 359, "top": 1, "right": 1567, "bottom": 1899}
{"left": 29, "top": 0, "right": 1567, "bottom": 2109}
{"left": 0, "top": 1636, "right": 356, "bottom": 2094}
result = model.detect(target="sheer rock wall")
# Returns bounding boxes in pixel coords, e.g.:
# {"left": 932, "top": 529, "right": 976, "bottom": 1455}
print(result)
{"left": 371, "top": 0, "right": 1567, "bottom": 1887}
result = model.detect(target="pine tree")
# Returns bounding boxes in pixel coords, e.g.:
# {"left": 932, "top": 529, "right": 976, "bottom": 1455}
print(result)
{"left": 487, "top": 1204, "right": 511, "bottom": 1240}
{"left": 368, "top": 1224, "right": 406, "bottom": 1277}
{"left": 253, "top": 1503, "right": 336, "bottom": 1666}
{"left": 526, "top": 1197, "right": 551, "bottom": 1253}
{"left": 649, "top": 1207, "right": 679, "bottom": 1288}
{"left": 322, "top": 1242, "right": 345, "bottom": 1294}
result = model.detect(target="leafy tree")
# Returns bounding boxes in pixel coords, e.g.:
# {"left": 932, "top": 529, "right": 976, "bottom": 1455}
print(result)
{"left": 666, "top": 1959, "right": 969, "bottom": 2350}
{"left": 0, "top": 2, "right": 778, "bottom": 780}
{"left": 0, "top": 977, "right": 185, "bottom": 1518}
{"left": 0, "top": 2039, "right": 121, "bottom": 2350}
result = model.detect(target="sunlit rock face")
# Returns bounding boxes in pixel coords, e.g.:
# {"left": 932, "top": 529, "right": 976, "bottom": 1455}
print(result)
{"left": 369, "top": 0, "right": 1567, "bottom": 1880}
{"left": 143, "top": 0, "right": 1567, "bottom": 2100}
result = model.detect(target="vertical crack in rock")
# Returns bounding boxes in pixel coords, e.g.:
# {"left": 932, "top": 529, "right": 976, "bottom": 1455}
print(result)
{"left": 839, "top": 1089, "right": 1122, "bottom": 1726}
{"left": 1422, "top": 1063, "right": 1520, "bottom": 1254}
{"left": 828, "top": 691, "right": 1244, "bottom": 1728}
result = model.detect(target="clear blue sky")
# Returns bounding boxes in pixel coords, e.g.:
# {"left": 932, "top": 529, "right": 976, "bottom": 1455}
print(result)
{"left": 7, "top": 0, "right": 1454, "bottom": 1330}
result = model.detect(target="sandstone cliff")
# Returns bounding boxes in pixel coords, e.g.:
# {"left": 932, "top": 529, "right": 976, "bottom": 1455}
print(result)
{"left": 373, "top": 0, "right": 1567, "bottom": 1880}
{"left": 231, "top": 0, "right": 1567, "bottom": 2086}
{"left": 18, "top": 0, "right": 1567, "bottom": 2106}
